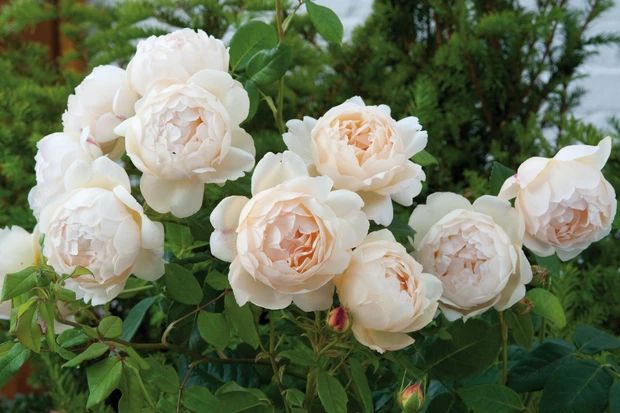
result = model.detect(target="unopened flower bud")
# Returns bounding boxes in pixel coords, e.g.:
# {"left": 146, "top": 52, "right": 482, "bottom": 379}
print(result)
{"left": 399, "top": 383, "right": 424, "bottom": 413}
{"left": 531, "top": 265, "right": 549, "bottom": 286}
{"left": 326, "top": 307, "right": 350, "bottom": 333}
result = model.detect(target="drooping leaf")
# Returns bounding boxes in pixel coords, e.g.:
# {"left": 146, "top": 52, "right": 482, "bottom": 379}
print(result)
{"left": 489, "top": 161, "right": 515, "bottom": 195}
{"left": 98, "top": 316, "right": 122, "bottom": 339}
{"left": 1, "top": 267, "right": 38, "bottom": 301}
{"left": 86, "top": 357, "right": 123, "bottom": 408}
{"left": 317, "top": 370, "right": 348, "bottom": 413}
{"left": 224, "top": 295, "right": 260, "bottom": 349}
{"left": 246, "top": 43, "right": 292, "bottom": 86}
{"left": 63, "top": 342, "right": 109, "bottom": 368}
{"left": 15, "top": 305, "right": 41, "bottom": 352}
{"left": 118, "top": 367, "right": 145, "bottom": 413}
{"left": 197, "top": 311, "right": 230, "bottom": 349}
{"left": 457, "top": 384, "right": 524, "bottom": 413}
{"left": 306, "top": 0, "right": 344, "bottom": 44}
{"left": 0, "top": 343, "right": 30, "bottom": 388}
{"left": 425, "top": 319, "right": 501, "bottom": 380}
{"left": 348, "top": 359, "right": 373, "bottom": 413}
{"left": 573, "top": 324, "right": 620, "bottom": 355}
{"left": 120, "top": 296, "right": 155, "bottom": 341}
{"left": 540, "top": 359, "right": 613, "bottom": 413}
{"left": 165, "top": 263, "right": 203, "bottom": 305}
{"left": 526, "top": 288, "right": 566, "bottom": 328}
{"left": 230, "top": 20, "right": 278, "bottom": 70}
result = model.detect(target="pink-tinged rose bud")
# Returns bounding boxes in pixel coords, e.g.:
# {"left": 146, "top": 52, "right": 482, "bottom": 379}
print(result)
{"left": 326, "top": 307, "right": 350, "bottom": 333}
{"left": 399, "top": 383, "right": 424, "bottom": 413}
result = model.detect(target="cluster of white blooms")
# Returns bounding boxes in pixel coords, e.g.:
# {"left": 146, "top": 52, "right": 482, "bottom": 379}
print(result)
{"left": 1, "top": 28, "right": 615, "bottom": 353}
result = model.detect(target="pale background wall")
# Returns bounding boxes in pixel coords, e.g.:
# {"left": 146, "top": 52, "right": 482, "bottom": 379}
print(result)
{"left": 314, "top": 0, "right": 620, "bottom": 129}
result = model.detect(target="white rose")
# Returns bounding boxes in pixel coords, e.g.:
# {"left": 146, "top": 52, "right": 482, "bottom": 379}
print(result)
{"left": 39, "top": 157, "right": 165, "bottom": 305}
{"left": 125, "top": 28, "right": 229, "bottom": 97}
{"left": 409, "top": 193, "right": 532, "bottom": 321}
{"left": 499, "top": 137, "right": 617, "bottom": 261}
{"left": 28, "top": 132, "right": 102, "bottom": 219}
{"left": 283, "top": 96, "right": 427, "bottom": 226}
{"left": 334, "top": 230, "right": 442, "bottom": 353}
{"left": 117, "top": 69, "right": 255, "bottom": 218}
{"left": 0, "top": 226, "right": 73, "bottom": 332}
{"left": 63, "top": 65, "right": 135, "bottom": 158}
{"left": 210, "top": 151, "right": 369, "bottom": 311}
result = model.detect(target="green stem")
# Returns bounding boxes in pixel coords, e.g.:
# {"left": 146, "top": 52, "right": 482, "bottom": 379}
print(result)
{"left": 274, "top": 0, "right": 286, "bottom": 133}
{"left": 498, "top": 311, "right": 508, "bottom": 384}
{"left": 269, "top": 315, "right": 292, "bottom": 413}
{"left": 119, "top": 285, "right": 154, "bottom": 296}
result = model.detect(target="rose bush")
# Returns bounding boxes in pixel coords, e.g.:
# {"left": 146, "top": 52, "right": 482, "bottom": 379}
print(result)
{"left": 0, "top": 7, "right": 618, "bottom": 413}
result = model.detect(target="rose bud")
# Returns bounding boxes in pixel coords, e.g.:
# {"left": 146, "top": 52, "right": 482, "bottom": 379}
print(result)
{"left": 399, "top": 383, "right": 424, "bottom": 413}
{"left": 326, "top": 307, "right": 351, "bottom": 333}
{"left": 530, "top": 265, "right": 549, "bottom": 286}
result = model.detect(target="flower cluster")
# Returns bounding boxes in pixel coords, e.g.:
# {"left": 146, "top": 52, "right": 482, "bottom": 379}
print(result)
{"left": 1, "top": 28, "right": 616, "bottom": 357}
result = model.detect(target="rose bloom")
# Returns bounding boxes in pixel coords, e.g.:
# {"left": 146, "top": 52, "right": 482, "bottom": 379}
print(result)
{"left": 499, "top": 137, "right": 617, "bottom": 261}
{"left": 39, "top": 157, "right": 165, "bottom": 305}
{"left": 210, "top": 151, "right": 369, "bottom": 311}
{"left": 28, "top": 132, "right": 102, "bottom": 219}
{"left": 117, "top": 69, "right": 254, "bottom": 218}
{"left": 0, "top": 226, "right": 73, "bottom": 332}
{"left": 334, "top": 230, "right": 442, "bottom": 353}
{"left": 409, "top": 193, "right": 532, "bottom": 321}
{"left": 63, "top": 65, "right": 136, "bottom": 158}
{"left": 283, "top": 96, "right": 427, "bottom": 226}
{"left": 125, "top": 28, "right": 229, "bottom": 97}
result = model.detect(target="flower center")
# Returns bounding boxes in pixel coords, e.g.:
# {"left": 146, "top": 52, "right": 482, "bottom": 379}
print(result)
{"left": 331, "top": 113, "right": 395, "bottom": 164}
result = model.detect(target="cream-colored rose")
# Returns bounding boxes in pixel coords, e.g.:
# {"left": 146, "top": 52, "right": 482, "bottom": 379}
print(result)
{"left": 210, "top": 151, "right": 369, "bottom": 311}
{"left": 116, "top": 69, "right": 254, "bottom": 218}
{"left": 125, "top": 28, "right": 229, "bottom": 97}
{"left": 283, "top": 96, "right": 427, "bottom": 226}
{"left": 499, "top": 137, "right": 617, "bottom": 261}
{"left": 334, "top": 230, "right": 442, "bottom": 353}
{"left": 39, "top": 157, "right": 165, "bottom": 305}
{"left": 63, "top": 65, "right": 135, "bottom": 158}
{"left": 0, "top": 226, "right": 73, "bottom": 332}
{"left": 409, "top": 193, "right": 532, "bottom": 321}
{"left": 28, "top": 132, "right": 103, "bottom": 219}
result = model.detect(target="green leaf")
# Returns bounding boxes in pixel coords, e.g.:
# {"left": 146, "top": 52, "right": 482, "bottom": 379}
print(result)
{"left": 279, "top": 345, "right": 315, "bottom": 367}
{"left": 15, "top": 305, "right": 41, "bottom": 353}
{"left": 427, "top": 393, "right": 468, "bottom": 413}
{"left": 306, "top": 0, "right": 344, "bottom": 44}
{"left": 62, "top": 342, "right": 109, "bottom": 368}
{"left": 207, "top": 271, "right": 230, "bottom": 291}
{"left": 610, "top": 380, "right": 620, "bottom": 413}
{"left": 224, "top": 295, "right": 259, "bottom": 349}
{"left": 230, "top": 20, "right": 278, "bottom": 71}
{"left": 540, "top": 359, "right": 613, "bottom": 413}
{"left": 246, "top": 43, "right": 292, "bottom": 86}
{"left": 0, "top": 343, "right": 30, "bottom": 388}
{"left": 534, "top": 254, "right": 561, "bottom": 275}
{"left": 458, "top": 384, "right": 524, "bottom": 413}
{"left": 348, "top": 359, "right": 373, "bottom": 413}
{"left": 573, "top": 324, "right": 620, "bottom": 355}
{"left": 57, "top": 328, "right": 89, "bottom": 348}
{"left": 317, "top": 370, "right": 348, "bottom": 413}
{"left": 120, "top": 296, "right": 155, "bottom": 341}
{"left": 197, "top": 311, "right": 230, "bottom": 349}
{"left": 216, "top": 382, "right": 271, "bottom": 412}
{"left": 165, "top": 263, "right": 203, "bottom": 305}
{"left": 143, "top": 358, "right": 179, "bottom": 394}
{"left": 285, "top": 389, "right": 305, "bottom": 407}
{"left": 505, "top": 309, "right": 534, "bottom": 349}
{"left": 489, "top": 161, "right": 515, "bottom": 195}
{"left": 526, "top": 288, "right": 566, "bottom": 328}
{"left": 98, "top": 316, "right": 123, "bottom": 339}
{"left": 411, "top": 150, "right": 439, "bottom": 166}
{"left": 118, "top": 367, "right": 144, "bottom": 413}
{"left": 1, "top": 267, "right": 38, "bottom": 301}
{"left": 244, "top": 80, "right": 259, "bottom": 122}
{"left": 508, "top": 340, "right": 574, "bottom": 392}
{"left": 425, "top": 319, "right": 501, "bottom": 380}
{"left": 86, "top": 357, "right": 123, "bottom": 408}
{"left": 165, "top": 222, "right": 194, "bottom": 258}
{"left": 183, "top": 386, "right": 221, "bottom": 412}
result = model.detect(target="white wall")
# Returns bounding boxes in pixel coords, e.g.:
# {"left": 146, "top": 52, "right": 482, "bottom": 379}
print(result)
{"left": 316, "top": 0, "right": 620, "bottom": 129}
